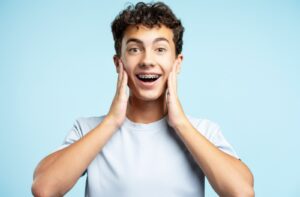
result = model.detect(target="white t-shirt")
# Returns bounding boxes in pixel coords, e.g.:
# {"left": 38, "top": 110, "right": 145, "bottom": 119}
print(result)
{"left": 56, "top": 115, "right": 239, "bottom": 197}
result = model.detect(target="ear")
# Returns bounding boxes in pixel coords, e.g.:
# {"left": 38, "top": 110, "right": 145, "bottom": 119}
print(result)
{"left": 113, "top": 55, "right": 120, "bottom": 73}
{"left": 175, "top": 54, "right": 184, "bottom": 74}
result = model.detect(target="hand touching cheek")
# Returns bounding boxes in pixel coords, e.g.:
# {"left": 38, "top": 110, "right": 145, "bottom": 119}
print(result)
{"left": 166, "top": 60, "right": 188, "bottom": 129}
{"left": 106, "top": 60, "right": 129, "bottom": 127}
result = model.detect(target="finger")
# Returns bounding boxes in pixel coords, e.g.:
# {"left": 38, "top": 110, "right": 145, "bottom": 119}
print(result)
{"left": 117, "top": 60, "right": 124, "bottom": 89}
{"left": 167, "top": 68, "right": 174, "bottom": 98}
{"left": 171, "top": 60, "right": 177, "bottom": 95}
{"left": 119, "top": 69, "right": 128, "bottom": 97}
{"left": 173, "top": 61, "right": 178, "bottom": 95}
{"left": 165, "top": 88, "right": 170, "bottom": 104}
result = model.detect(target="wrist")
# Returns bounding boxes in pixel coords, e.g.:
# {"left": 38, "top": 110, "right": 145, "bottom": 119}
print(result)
{"left": 104, "top": 113, "right": 125, "bottom": 129}
{"left": 172, "top": 116, "right": 190, "bottom": 131}
{"left": 103, "top": 115, "right": 122, "bottom": 130}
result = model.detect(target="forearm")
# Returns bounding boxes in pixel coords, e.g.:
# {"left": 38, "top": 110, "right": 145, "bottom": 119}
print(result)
{"left": 173, "top": 118, "right": 254, "bottom": 197}
{"left": 32, "top": 116, "right": 118, "bottom": 197}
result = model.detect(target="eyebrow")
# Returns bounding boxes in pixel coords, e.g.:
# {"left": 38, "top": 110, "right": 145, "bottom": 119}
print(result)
{"left": 126, "top": 38, "right": 142, "bottom": 45}
{"left": 153, "top": 37, "right": 169, "bottom": 44}
{"left": 126, "top": 37, "right": 170, "bottom": 45}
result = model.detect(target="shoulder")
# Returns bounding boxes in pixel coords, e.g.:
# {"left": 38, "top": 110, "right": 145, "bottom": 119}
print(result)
{"left": 73, "top": 115, "right": 106, "bottom": 135}
{"left": 186, "top": 115, "right": 221, "bottom": 141}
{"left": 187, "top": 115, "right": 239, "bottom": 158}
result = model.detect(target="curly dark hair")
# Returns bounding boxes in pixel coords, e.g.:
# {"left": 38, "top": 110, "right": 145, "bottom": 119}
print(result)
{"left": 111, "top": 2, "right": 184, "bottom": 57}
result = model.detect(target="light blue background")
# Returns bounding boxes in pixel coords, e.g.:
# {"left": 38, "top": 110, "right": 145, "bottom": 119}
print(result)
{"left": 1, "top": 0, "right": 299, "bottom": 196}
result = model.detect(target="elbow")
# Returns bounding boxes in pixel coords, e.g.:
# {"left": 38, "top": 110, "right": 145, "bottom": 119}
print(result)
{"left": 243, "top": 186, "right": 255, "bottom": 197}
{"left": 235, "top": 165, "right": 255, "bottom": 197}
{"left": 31, "top": 180, "right": 48, "bottom": 197}
{"left": 31, "top": 179, "right": 51, "bottom": 197}
{"left": 242, "top": 171, "right": 255, "bottom": 197}
{"left": 220, "top": 182, "right": 254, "bottom": 197}
{"left": 233, "top": 185, "right": 255, "bottom": 197}
{"left": 248, "top": 188, "right": 255, "bottom": 197}
{"left": 31, "top": 178, "right": 62, "bottom": 197}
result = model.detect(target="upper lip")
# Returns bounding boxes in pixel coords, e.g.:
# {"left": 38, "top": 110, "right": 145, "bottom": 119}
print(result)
{"left": 136, "top": 72, "right": 162, "bottom": 75}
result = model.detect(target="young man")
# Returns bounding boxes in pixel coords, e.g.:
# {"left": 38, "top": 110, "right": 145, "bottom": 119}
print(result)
{"left": 32, "top": 2, "right": 254, "bottom": 197}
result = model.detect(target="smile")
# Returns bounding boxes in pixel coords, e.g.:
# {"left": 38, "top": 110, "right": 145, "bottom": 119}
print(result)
{"left": 136, "top": 74, "right": 161, "bottom": 82}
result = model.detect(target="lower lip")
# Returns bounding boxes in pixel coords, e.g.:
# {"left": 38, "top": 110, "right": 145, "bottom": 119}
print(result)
{"left": 136, "top": 76, "right": 161, "bottom": 89}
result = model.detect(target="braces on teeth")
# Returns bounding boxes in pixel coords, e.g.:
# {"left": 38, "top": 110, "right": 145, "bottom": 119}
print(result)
{"left": 138, "top": 74, "right": 160, "bottom": 79}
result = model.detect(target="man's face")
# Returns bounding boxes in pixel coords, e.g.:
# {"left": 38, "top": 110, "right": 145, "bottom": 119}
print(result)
{"left": 118, "top": 24, "right": 182, "bottom": 101}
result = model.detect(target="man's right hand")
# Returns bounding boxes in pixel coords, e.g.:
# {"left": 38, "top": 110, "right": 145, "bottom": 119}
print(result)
{"left": 32, "top": 60, "right": 129, "bottom": 197}
{"left": 106, "top": 60, "right": 129, "bottom": 128}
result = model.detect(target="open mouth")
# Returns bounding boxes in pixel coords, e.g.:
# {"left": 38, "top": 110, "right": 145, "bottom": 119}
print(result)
{"left": 136, "top": 74, "right": 161, "bottom": 82}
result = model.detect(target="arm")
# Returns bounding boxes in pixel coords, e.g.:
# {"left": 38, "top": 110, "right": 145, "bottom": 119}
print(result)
{"left": 31, "top": 61, "right": 128, "bottom": 197}
{"left": 173, "top": 120, "right": 254, "bottom": 197}
{"left": 166, "top": 60, "right": 254, "bottom": 197}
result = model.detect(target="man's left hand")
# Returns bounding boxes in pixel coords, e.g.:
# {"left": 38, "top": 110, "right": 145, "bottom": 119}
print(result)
{"left": 166, "top": 60, "right": 188, "bottom": 129}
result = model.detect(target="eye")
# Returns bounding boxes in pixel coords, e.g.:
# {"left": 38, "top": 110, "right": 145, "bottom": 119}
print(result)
{"left": 156, "top": 47, "right": 167, "bottom": 53}
{"left": 128, "top": 47, "right": 142, "bottom": 54}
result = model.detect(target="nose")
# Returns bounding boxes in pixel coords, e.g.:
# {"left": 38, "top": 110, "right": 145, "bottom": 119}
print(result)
{"left": 139, "top": 49, "right": 155, "bottom": 68}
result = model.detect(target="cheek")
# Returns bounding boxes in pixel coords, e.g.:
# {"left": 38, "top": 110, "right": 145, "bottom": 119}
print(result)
{"left": 163, "top": 61, "right": 174, "bottom": 76}
{"left": 121, "top": 60, "right": 136, "bottom": 85}
{"left": 122, "top": 55, "right": 138, "bottom": 70}
{"left": 157, "top": 54, "right": 175, "bottom": 73}
{"left": 124, "top": 67, "right": 135, "bottom": 85}
{"left": 121, "top": 58, "right": 134, "bottom": 74}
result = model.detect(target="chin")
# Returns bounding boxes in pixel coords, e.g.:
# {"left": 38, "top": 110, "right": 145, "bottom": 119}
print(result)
{"left": 133, "top": 89, "right": 166, "bottom": 102}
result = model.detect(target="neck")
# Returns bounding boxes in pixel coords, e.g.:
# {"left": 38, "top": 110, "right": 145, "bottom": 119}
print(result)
{"left": 126, "top": 93, "right": 167, "bottom": 124}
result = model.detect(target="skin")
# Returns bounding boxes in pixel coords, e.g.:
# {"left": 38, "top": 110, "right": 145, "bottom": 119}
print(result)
{"left": 112, "top": 24, "right": 183, "bottom": 125}
{"left": 31, "top": 24, "right": 254, "bottom": 197}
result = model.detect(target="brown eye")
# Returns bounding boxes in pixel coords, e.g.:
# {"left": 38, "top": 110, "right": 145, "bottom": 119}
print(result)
{"left": 156, "top": 47, "right": 167, "bottom": 53}
{"left": 128, "top": 47, "right": 142, "bottom": 54}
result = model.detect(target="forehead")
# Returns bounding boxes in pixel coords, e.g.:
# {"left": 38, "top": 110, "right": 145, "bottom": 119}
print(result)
{"left": 122, "top": 24, "right": 174, "bottom": 45}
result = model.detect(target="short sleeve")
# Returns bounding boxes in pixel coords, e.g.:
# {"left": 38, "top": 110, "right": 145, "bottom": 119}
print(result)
{"left": 53, "top": 119, "right": 84, "bottom": 151}
{"left": 210, "top": 126, "right": 239, "bottom": 159}
{"left": 52, "top": 118, "right": 87, "bottom": 176}
{"left": 195, "top": 119, "right": 239, "bottom": 159}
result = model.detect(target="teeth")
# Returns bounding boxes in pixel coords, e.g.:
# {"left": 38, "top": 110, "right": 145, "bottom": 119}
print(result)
{"left": 138, "top": 74, "right": 160, "bottom": 79}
